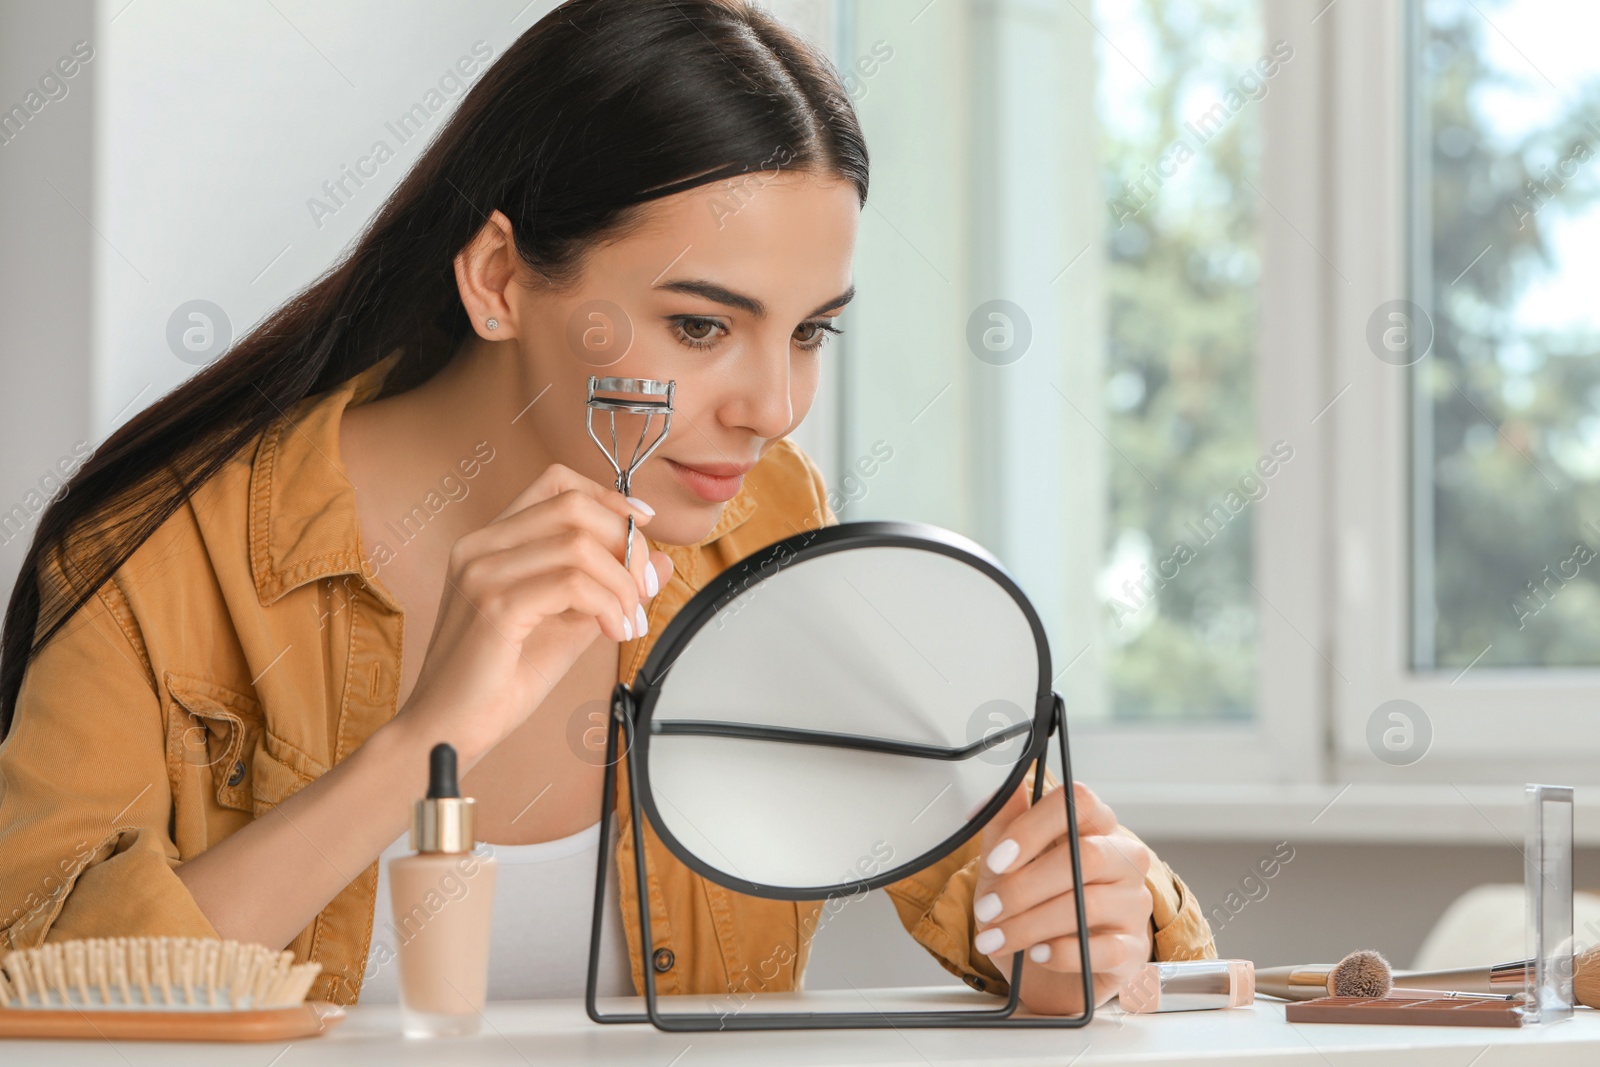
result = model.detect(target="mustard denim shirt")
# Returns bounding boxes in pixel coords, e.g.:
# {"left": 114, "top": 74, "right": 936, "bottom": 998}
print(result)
{"left": 0, "top": 356, "right": 1215, "bottom": 1006}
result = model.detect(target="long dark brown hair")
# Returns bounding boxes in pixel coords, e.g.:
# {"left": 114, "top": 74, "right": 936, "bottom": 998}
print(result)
{"left": 0, "top": 0, "right": 868, "bottom": 735}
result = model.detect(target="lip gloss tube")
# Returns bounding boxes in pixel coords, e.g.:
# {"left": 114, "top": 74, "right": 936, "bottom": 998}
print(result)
{"left": 1119, "top": 959, "right": 1256, "bottom": 1013}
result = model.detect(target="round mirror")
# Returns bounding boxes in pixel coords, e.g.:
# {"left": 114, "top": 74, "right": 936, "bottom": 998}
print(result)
{"left": 630, "top": 521, "right": 1055, "bottom": 901}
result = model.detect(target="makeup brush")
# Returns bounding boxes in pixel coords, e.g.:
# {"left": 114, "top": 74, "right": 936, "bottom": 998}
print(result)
{"left": 1392, "top": 942, "right": 1600, "bottom": 1009}
{"left": 1260, "top": 944, "right": 1600, "bottom": 1008}
{"left": 1257, "top": 950, "right": 1393, "bottom": 1002}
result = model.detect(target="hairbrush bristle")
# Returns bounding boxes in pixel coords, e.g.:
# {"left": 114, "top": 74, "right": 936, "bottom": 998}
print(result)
{"left": 1328, "top": 949, "right": 1392, "bottom": 999}
{"left": 0, "top": 937, "right": 320, "bottom": 1012}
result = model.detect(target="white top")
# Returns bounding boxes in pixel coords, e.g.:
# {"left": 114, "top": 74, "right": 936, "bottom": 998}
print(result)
{"left": 362, "top": 817, "right": 634, "bottom": 1003}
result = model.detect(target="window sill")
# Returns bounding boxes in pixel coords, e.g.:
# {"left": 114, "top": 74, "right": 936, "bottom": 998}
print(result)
{"left": 1095, "top": 783, "right": 1600, "bottom": 846}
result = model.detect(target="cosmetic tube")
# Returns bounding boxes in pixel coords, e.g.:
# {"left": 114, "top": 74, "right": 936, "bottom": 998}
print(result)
{"left": 389, "top": 743, "right": 498, "bottom": 1037}
{"left": 1119, "top": 959, "right": 1255, "bottom": 1013}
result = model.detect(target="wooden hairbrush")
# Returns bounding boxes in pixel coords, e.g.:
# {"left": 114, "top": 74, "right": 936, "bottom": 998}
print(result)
{"left": 0, "top": 936, "right": 344, "bottom": 1042}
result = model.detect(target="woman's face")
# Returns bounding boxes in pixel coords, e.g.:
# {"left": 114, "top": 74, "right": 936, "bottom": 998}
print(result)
{"left": 498, "top": 169, "right": 859, "bottom": 547}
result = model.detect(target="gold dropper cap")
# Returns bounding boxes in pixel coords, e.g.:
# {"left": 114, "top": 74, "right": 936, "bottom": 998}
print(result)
{"left": 411, "top": 742, "right": 476, "bottom": 854}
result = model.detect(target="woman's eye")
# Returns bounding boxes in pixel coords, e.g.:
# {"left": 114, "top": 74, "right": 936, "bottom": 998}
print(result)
{"left": 669, "top": 316, "right": 843, "bottom": 352}
{"left": 672, "top": 316, "right": 723, "bottom": 350}
{"left": 794, "top": 321, "right": 843, "bottom": 351}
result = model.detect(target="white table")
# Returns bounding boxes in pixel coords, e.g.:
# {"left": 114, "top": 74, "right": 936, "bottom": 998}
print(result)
{"left": 8, "top": 987, "right": 1600, "bottom": 1065}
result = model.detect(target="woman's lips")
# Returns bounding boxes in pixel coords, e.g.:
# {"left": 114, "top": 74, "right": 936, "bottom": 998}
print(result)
{"left": 666, "top": 458, "right": 747, "bottom": 502}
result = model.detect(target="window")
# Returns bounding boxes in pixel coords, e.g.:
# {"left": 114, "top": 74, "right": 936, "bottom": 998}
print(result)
{"left": 1095, "top": 0, "right": 1269, "bottom": 723}
{"left": 829, "top": 0, "right": 1315, "bottom": 785}
{"left": 1329, "top": 0, "right": 1600, "bottom": 781}
{"left": 815, "top": 0, "right": 1597, "bottom": 791}
{"left": 1411, "top": 0, "right": 1600, "bottom": 671}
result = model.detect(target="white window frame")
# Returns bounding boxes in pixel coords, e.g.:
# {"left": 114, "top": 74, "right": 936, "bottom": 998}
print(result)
{"left": 1329, "top": 0, "right": 1600, "bottom": 785}
{"left": 1075, "top": 0, "right": 1337, "bottom": 783}
{"left": 809, "top": 0, "right": 1600, "bottom": 822}
{"left": 1055, "top": 0, "right": 1331, "bottom": 787}
{"left": 812, "top": 0, "right": 1329, "bottom": 787}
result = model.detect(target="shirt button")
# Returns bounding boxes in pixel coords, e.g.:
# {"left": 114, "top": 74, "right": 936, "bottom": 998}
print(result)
{"left": 227, "top": 760, "right": 246, "bottom": 787}
{"left": 652, "top": 947, "right": 675, "bottom": 973}
{"left": 971, "top": 976, "right": 986, "bottom": 992}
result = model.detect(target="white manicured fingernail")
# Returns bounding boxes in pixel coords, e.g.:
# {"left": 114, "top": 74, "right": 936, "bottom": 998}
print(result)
{"left": 636, "top": 603, "right": 649, "bottom": 638}
{"left": 645, "top": 561, "right": 660, "bottom": 597}
{"left": 622, "top": 615, "right": 633, "bottom": 641}
{"left": 987, "top": 838, "right": 1019, "bottom": 874}
{"left": 626, "top": 496, "right": 655, "bottom": 516}
{"left": 975, "top": 928, "right": 1005, "bottom": 955}
{"left": 974, "top": 893, "right": 1002, "bottom": 922}
{"left": 1029, "top": 943, "right": 1052, "bottom": 963}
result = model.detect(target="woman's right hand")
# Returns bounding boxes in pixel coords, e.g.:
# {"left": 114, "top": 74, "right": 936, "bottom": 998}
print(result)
{"left": 392, "top": 462, "right": 673, "bottom": 766}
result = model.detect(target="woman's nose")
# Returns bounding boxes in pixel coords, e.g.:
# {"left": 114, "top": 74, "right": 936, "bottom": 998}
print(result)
{"left": 729, "top": 339, "right": 795, "bottom": 438}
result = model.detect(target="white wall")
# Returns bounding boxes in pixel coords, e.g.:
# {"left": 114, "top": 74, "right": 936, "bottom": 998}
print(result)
{"left": 91, "top": 0, "right": 565, "bottom": 435}
{"left": 0, "top": 1, "right": 96, "bottom": 609}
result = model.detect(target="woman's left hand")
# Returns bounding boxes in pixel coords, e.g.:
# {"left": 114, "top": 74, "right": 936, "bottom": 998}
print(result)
{"left": 970, "top": 780, "right": 1155, "bottom": 1014}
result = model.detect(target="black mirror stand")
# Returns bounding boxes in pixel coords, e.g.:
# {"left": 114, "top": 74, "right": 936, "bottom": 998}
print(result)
{"left": 583, "top": 688, "right": 1095, "bottom": 1031}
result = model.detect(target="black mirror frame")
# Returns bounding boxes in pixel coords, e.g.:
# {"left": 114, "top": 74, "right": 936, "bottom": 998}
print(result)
{"left": 583, "top": 520, "right": 1094, "bottom": 1031}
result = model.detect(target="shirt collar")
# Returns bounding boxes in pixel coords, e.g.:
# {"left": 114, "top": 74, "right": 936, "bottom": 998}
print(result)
{"left": 248, "top": 355, "right": 758, "bottom": 608}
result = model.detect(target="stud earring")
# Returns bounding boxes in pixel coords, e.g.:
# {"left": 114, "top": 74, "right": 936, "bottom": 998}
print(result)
{"left": 486, "top": 317, "right": 499, "bottom": 330}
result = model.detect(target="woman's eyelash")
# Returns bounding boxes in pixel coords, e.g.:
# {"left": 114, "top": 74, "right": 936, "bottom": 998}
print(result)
{"left": 796, "top": 322, "right": 844, "bottom": 351}
{"left": 670, "top": 316, "right": 724, "bottom": 350}
{"left": 667, "top": 316, "right": 844, "bottom": 352}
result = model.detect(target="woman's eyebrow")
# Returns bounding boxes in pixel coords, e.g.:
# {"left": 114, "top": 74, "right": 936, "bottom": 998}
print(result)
{"left": 654, "top": 279, "right": 855, "bottom": 319}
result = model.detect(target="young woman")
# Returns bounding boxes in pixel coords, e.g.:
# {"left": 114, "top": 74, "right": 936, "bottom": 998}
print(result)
{"left": 0, "top": 0, "right": 1213, "bottom": 1014}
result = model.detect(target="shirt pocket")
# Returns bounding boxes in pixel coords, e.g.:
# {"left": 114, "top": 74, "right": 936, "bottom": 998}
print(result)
{"left": 248, "top": 741, "right": 320, "bottom": 817}
{"left": 164, "top": 671, "right": 264, "bottom": 814}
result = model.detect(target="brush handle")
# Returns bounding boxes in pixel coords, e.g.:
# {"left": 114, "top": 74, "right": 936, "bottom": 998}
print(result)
{"left": 1385, "top": 987, "right": 1518, "bottom": 1001}
{"left": 0, "top": 1001, "right": 344, "bottom": 1042}
{"left": 1390, "top": 964, "right": 1523, "bottom": 995}
{"left": 1394, "top": 943, "right": 1600, "bottom": 1009}
{"left": 1254, "top": 965, "right": 1336, "bottom": 1002}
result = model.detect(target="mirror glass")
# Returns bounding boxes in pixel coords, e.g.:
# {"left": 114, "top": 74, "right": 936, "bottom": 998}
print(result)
{"left": 639, "top": 538, "right": 1047, "bottom": 897}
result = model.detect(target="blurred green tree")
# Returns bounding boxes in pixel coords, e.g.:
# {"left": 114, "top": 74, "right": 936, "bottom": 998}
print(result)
{"left": 1098, "top": 0, "right": 1264, "bottom": 720}
{"left": 1419, "top": 0, "right": 1600, "bottom": 668}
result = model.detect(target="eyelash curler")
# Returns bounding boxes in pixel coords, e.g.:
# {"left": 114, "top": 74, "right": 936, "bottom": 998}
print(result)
{"left": 584, "top": 375, "right": 676, "bottom": 571}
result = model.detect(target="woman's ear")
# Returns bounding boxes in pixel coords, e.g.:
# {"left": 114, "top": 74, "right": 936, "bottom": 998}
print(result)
{"left": 453, "top": 208, "right": 522, "bottom": 341}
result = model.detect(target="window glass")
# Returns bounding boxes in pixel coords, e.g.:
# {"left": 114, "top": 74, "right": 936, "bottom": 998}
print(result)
{"left": 1412, "top": 0, "right": 1600, "bottom": 669}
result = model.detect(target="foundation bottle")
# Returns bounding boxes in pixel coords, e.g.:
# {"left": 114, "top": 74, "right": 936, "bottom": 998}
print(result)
{"left": 389, "top": 742, "right": 498, "bottom": 1037}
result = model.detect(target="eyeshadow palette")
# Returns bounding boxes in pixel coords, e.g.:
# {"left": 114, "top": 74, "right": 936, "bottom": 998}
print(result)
{"left": 1285, "top": 996, "right": 1523, "bottom": 1028}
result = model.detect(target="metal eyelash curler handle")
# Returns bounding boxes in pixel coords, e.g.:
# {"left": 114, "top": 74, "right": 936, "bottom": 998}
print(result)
{"left": 584, "top": 375, "right": 675, "bottom": 571}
